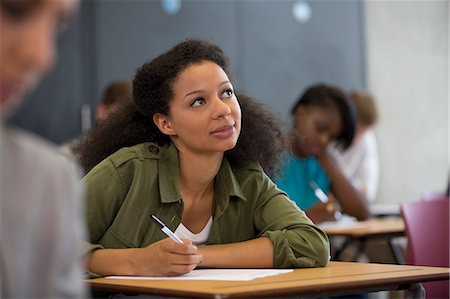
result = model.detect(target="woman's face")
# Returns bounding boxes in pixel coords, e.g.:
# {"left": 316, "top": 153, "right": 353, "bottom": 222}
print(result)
{"left": 0, "top": 0, "right": 77, "bottom": 117}
{"left": 292, "top": 105, "right": 342, "bottom": 157}
{"left": 154, "top": 60, "right": 241, "bottom": 156}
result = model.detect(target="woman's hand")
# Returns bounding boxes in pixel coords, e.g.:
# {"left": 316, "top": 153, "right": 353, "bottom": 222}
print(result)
{"left": 306, "top": 194, "right": 341, "bottom": 224}
{"left": 132, "top": 238, "right": 203, "bottom": 276}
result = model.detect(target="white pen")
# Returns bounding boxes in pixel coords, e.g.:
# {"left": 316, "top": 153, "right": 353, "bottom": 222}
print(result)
{"left": 309, "top": 181, "right": 342, "bottom": 220}
{"left": 309, "top": 181, "right": 329, "bottom": 203}
{"left": 150, "top": 214, "right": 183, "bottom": 243}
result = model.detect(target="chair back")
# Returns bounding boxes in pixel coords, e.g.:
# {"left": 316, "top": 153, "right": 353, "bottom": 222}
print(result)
{"left": 401, "top": 197, "right": 449, "bottom": 298}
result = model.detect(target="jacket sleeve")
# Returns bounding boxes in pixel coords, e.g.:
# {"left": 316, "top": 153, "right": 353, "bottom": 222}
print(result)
{"left": 254, "top": 170, "right": 330, "bottom": 268}
{"left": 81, "top": 158, "right": 128, "bottom": 256}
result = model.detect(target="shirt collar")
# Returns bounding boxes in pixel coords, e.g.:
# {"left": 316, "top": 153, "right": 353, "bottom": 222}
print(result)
{"left": 159, "top": 143, "right": 182, "bottom": 204}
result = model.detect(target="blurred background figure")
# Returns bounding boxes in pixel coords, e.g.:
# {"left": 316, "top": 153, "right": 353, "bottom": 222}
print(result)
{"left": 0, "top": 0, "right": 87, "bottom": 298}
{"left": 276, "top": 83, "right": 369, "bottom": 224}
{"left": 60, "top": 80, "right": 132, "bottom": 156}
{"left": 329, "top": 89, "right": 379, "bottom": 203}
{"left": 94, "top": 80, "right": 132, "bottom": 124}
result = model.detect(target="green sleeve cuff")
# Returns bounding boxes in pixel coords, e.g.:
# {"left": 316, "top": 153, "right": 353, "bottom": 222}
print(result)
{"left": 262, "top": 230, "right": 330, "bottom": 268}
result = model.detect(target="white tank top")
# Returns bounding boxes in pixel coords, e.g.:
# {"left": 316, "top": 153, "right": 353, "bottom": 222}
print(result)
{"left": 174, "top": 217, "right": 212, "bottom": 245}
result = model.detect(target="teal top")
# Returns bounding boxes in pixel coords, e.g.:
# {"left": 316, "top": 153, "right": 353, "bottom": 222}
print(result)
{"left": 82, "top": 142, "right": 330, "bottom": 273}
{"left": 275, "top": 154, "right": 330, "bottom": 210}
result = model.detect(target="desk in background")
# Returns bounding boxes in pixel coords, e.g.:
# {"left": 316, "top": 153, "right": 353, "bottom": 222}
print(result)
{"left": 370, "top": 203, "right": 401, "bottom": 217}
{"left": 87, "top": 262, "right": 449, "bottom": 298}
{"left": 319, "top": 218, "right": 405, "bottom": 263}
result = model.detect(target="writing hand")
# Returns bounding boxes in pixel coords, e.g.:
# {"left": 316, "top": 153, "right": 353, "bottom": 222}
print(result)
{"left": 306, "top": 194, "right": 341, "bottom": 224}
{"left": 132, "top": 238, "right": 203, "bottom": 276}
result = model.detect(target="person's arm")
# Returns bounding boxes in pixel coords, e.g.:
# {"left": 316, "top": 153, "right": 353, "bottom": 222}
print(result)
{"left": 257, "top": 168, "right": 330, "bottom": 268}
{"left": 197, "top": 166, "right": 329, "bottom": 269}
{"left": 318, "top": 151, "right": 370, "bottom": 220}
{"left": 86, "top": 238, "right": 202, "bottom": 276}
{"left": 197, "top": 238, "right": 273, "bottom": 268}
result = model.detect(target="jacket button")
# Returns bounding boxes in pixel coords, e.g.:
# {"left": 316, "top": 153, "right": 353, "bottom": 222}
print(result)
{"left": 148, "top": 145, "right": 159, "bottom": 154}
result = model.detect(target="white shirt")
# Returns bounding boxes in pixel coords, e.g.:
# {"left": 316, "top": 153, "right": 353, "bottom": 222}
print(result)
{"left": 330, "top": 130, "right": 380, "bottom": 202}
{"left": 175, "top": 217, "right": 213, "bottom": 245}
{"left": 0, "top": 126, "right": 87, "bottom": 298}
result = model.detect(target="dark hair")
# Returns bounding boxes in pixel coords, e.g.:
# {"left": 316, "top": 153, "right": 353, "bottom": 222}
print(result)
{"left": 291, "top": 83, "right": 356, "bottom": 150}
{"left": 101, "top": 81, "right": 132, "bottom": 107}
{"left": 74, "top": 39, "right": 287, "bottom": 177}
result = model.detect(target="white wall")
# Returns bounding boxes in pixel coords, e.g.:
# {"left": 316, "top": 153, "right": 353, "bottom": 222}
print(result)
{"left": 365, "top": 0, "right": 449, "bottom": 203}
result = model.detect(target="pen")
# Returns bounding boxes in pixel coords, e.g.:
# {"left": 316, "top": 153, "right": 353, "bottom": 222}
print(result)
{"left": 309, "top": 181, "right": 342, "bottom": 220}
{"left": 309, "top": 181, "right": 329, "bottom": 203}
{"left": 150, "top": 214, "right": 183, "bottom": 244}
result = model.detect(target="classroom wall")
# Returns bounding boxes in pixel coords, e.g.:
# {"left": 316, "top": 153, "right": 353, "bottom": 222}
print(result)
{"left": 365, "top": 0, "right": 449, "bottom": 203}
{"left": 93, "top": 0, "right": 365, "bottom": 118}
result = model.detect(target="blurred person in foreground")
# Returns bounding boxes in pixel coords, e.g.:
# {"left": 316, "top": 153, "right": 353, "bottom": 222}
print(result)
{"left": 329, "top": 89, "right": 379, "bottom": 203}
{"left": 0, "top": 0, "right": 87, "bottom": 298}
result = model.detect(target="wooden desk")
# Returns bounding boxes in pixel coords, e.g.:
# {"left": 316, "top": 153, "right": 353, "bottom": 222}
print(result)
{"left": 320, "top": 218, "right": 404, "bottom": 238}
{"left": 87, "top": 262, "right": 449, "bottom": 298}
{"left": 319, "top": 218, "right": 405, "bottom": 263}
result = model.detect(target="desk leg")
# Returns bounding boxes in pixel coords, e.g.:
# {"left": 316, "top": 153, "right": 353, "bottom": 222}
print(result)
{"left": 388, "top": 238, "right": 405, "bottom": 264}
{"left": 405, "top": 283, "right": 425, "bottom": 299}
{"left": 333, "top": 237, "right": 353, "bottom": 260}
{"left": 332, "top": 237, "right": 367, "bottom": 262}
{"left": 351, "top": 237, "right": 367, "bottom": 261}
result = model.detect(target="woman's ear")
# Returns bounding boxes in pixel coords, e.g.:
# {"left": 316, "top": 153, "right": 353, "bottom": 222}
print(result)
{"left": 153, "top": 113, "right": 176, "bottom": 136}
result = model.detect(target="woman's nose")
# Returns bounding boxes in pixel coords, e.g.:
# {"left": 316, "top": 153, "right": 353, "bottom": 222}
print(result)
{"left": 213, "top": 98, "right": 231, "bottom": 118}
{"left": 319, "top": 133, "right": 331, "bottom": 147}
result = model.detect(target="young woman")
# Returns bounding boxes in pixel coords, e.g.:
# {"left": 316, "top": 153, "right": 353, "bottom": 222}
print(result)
{"left": 75, "top": 39, "right": 330, "bottom": 277}
{"left": 276, "top": 84, "right": 370, "bottom": 224}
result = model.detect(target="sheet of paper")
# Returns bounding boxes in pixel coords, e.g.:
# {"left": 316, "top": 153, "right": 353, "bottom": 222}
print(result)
{"left": 105, "top": 269, "right": 293, "bottom": 281}
{"left": 318, "top": 214, "right": 358, "bottom": 228}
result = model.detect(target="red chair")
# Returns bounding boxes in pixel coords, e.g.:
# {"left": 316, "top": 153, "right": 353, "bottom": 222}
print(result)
{"left": 401, "top": 197, "right": 449, "bottom": 298}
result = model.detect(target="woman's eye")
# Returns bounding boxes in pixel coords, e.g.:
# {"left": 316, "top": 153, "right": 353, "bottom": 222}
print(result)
{"left": 190, "top": 98, "right": 206, "bottom": 107}
{"left": 222, "top": 88, "right": 234, "bottom": 98}
{"left": 315, "top": 123, "right": 327, "bottom": 133}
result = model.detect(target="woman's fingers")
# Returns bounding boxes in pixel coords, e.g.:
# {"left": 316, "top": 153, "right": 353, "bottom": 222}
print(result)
{"left": 167, "top": 251, "right": 203, "bottom": 266}
{"left": 155, "top": 238, "right": 203, "bottom": 275}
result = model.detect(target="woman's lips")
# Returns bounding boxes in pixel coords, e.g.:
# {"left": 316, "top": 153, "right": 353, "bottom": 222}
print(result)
{"left": 211, "top": 124, "right": 235, "bottom": 139}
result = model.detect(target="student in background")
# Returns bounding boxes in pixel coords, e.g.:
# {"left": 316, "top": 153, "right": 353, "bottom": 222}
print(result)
{"left": 329, "top": 89, "right": 379, "bottom": 202}
{"left": 276, "top": 84, "right": 370, "bottom": 224}
{"left": 75, "top": 39, "right": 329, "bottom": 277}
{"left": 0, "top": 0, "right": 87, "bottom": 298}
{"left": 94, "top": 80, "right": 132, "bottom": 124}
{"left": 60, "top": 80, "right": 132, "bottom": 156}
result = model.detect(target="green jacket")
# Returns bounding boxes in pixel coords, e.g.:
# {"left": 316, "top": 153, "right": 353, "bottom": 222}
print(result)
{"left": 82, "top": 142, "right": 330, "bottom": 269}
